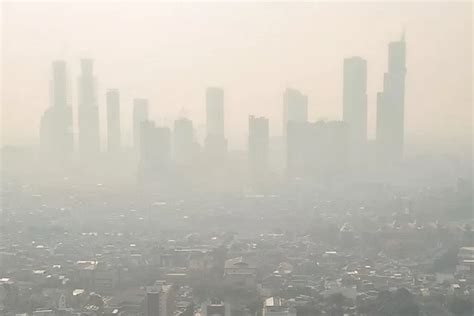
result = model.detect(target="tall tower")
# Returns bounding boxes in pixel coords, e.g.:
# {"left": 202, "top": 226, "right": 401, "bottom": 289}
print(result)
{"left": 248, "top": 115, "right": 269, "bottom": 177}
{"left": 78, "top": 59, "right": 100, "bottom": 160}
{"left": 133, "top": 98, "right": 149, "bottom": 149}
{"left": 106, "top": 89, "right": 121, "bottom": 152}
{"left": 139, "top": 121, "right": 172, "bottom": 183}
{"left": 205, "top": 87, "right": 227, "bottom": 162}
{"left": 173, "top": 118, "right": 196, "bottom": 166}
{"left": 206, "top": 87, "right": 224, "bottom": 137}
{"left": 283, "top": 88, "right": 308, "bottom": 137}
{"left": 343, "top": 57, "right": 367, "bottom": 146}
{"left": 40, "top": 60, "right": 74, "bottom": 164}
{"left": 376, "top": 35, "right": 406, "bottom": 163}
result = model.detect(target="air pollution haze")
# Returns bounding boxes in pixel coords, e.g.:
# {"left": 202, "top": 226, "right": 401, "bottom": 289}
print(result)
{"left": 0, "top": 1, "right": 473, "bottom": 316}
{"left": 2, "top": 1, "right": 472, "bottom": 152}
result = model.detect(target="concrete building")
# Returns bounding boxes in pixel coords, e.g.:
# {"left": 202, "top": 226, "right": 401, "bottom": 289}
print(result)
{"left": 39, "top": 60, "right": 74, "bottom": 164}
{"left": 248, "top": 115, "right": 269, "bottom": 178}
{"left": 106, "top": 89, "right": 121, "bottom": 152}
{"left": 173, "top": 118, "right": 197, "bottom": 166}
{"left": 286, "top": 120, "right": 349, "bottom": 178}
{"left": 133, "top": 98, "right": 149, "bottom": 149}
{"left": 223, "top": 257, "right": 256, "bottom": 288}
{"left": 138, "top": 121, "right": 172, "bottom": 184}
{"left": 78, "top": 59, "right": 100, "bottom": 160}
{"left": 145, "top": 281, "right": 176, "bottom": 316}
{"left": 376, "top": 35, "right": 406, "bottom": 164}
{"left": 262, "top": 297, "right": 296, "bottom": 316}
{"left": 205, "top": 87, "right": 227, "bottom": 163}
{"left": 343, "top": 56, "right": 367, "bottom": 162}
{"left": 201, "top": 299, "right": 231, "bottom": 316}
{"left": 282, "top": 88, "right": 308, "bottom": 137}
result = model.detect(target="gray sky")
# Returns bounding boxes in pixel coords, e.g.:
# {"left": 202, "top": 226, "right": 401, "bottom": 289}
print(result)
{"left": 1, "top": 1, "right": 472, "bottom": 153}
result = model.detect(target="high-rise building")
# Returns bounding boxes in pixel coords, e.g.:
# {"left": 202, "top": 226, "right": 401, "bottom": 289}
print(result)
{"left": 376, "top": 35, "right": 406, "bottom": 163}
{"left": 40, "top": 60, "right": 74, "bottom": 164}
{"left": 133, "top": 98, "right": 149, "bottom": 149}
{"left": 248, "top": 115, "right": 269, "bottom": 176}
{"left": 173, "top": 118, "right": 196, "bottom": 166}
{"left": 51, "top": 60, "right": 68, "bottom": 109}
{"left": 78, "top": 59, "right": 100, "bottom": 160}
{"left": 283, "top": 88, "right": 308, "bottom": 137}
{"left": 106, "top": 89, "right": 121, "bottom": 152}
{"left": 286, "top": 120, "right": 309, "bottom": 177}
{"left": 206, "top": 87, "right": 224, "bottom": 137}
{"left": 205, "top": 87, "right": 227, "bottom": 162}
{"left": 145, "top": 281, "right": 176, "bottom": 316}
{"left": 343, "top": 57, "right": 367, "bottom": 146}
{"left": 286, "top": 120, "right": 349, "bottom": 178}
{"left": 139, "top": 121, "right": 171, "bottom": 173}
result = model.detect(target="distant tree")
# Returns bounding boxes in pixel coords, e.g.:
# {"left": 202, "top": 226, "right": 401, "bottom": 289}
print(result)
{"left": 296, "top": 302, "right": 322, "bottom": 316}
{"left": 246, "top": 298, "right": 262, "bottom": 316}
{"left": 376, "top": 288, "right": 419, "bottom": 316}
{"left": 433, "top": 247, "right": 459, "bottom": 272}
{"left": 181, "top": 302, "right": 194, "bottom": 316}
{"left": 327, "top": 292, "right": 345, "bottom": 306}
{"left": 448, "top": 296, "right": 473, "bottom": 316}
{"left": 393, "top": 288, "right": 419, "bottom": 316}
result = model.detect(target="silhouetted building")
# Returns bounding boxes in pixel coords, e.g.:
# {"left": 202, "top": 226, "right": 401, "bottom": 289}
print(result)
{"left": 205, "top": 87, "right": 227, "bottom": 163}
{"left": 223, "top": 257, "right": 257, "bottom": 288}
{"left": 106, "top": 89, "right": 121, "bottom": 152}
{"left": 206, "top": 87, "right": 224, "bottom": 137}
{"left": 283, "top": 88, "right": 308, "bottom": 137}
{"left": 287, "top": 120, "right": 349, "bottom": 179}
{"left": 286, "top": 121, "right": 308, "bottom": 177}
{"left": 145, "top": 281, "right": 176, "bottom": 316}
{"left": 139, "top": 121, "right": 171, "bottom": 177}
{"left": 376, "top": 35, "right": 406, "bottom": 164}
{"left": 133, "top": 98, "right": 149, "bottom": 150}
{"left": 343, "top": 57, "right": 367, "bottom": 153}
{"left": 262, "top": 297, "right": 296, "bottom": 316}
{"left": 201, "top": 300, "right": 230, "bottom": 316}
{"left": 308, "top": 120, "right": 349, "bottom": 177}
{"left": 248, "top": 115, "right": 269, "bottom": 178}
{"left": 40, "top": 60, "right": 73, "bottom": 164}
{"left": 78, "top": 59, "right": 100, "bottom": 160}
{"left": 173, "top": 118, "right": 197, "bottom": 166}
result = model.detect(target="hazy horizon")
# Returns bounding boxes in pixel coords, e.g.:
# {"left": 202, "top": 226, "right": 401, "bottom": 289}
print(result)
{"left": 2, "top": 1, "right": 472, "bottom": 155}
{"left": 1, "top": 4, "right": 474, "bottom": 316}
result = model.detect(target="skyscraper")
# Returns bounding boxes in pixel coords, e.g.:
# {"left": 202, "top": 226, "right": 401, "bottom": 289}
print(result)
{"left": 376, "top": 35, "right": 406, "bottom": 163}
{"left": 248, "top": 115, "right": 269, "bottom": 177}
{"left": 283, "top": 88, "right": 308, "bottom": 137}
{"left": 206, "top": 87, "right": 224, "bottom": 137}
{"left": 106, "top": 89, "right": 121, "bottom": 152}
{"left": 343, "top": 57, "right": 367, "bottom": 146}
{"left": 40, "top": 60, "right": 74, "bottom": 164}
{"left": 205, "top": 87, "right": 227, "bottom": 162}
{"left": 286, "top": 120, "right": 310, "bottom": 177}
{"left": 78, "top": 59, "right": 100, "bottom": 160}
{"left": 173, "top": 118, "right": 196, "bottom": 166}
{"left": 133, "top": 98, "right": 149, "bottom": 149}
{"left": 286, "top": 120, "right": 349, "bottom": 179}
{"left": 139, "top": 121, "right": 171, "bottom": 174}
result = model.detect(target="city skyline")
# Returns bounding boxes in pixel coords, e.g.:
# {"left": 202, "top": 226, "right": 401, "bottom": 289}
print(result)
{"left": 2, "top": 2, "right": 471, "bottom": 156}
{"left": 36, "top": 36, "right": 405, "bottom": 185}
{"left": 35, "top": 34, "right": 401, "bottom": 171}
{"left": 1, "top": 3, "right": 472, "bottom": 316}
